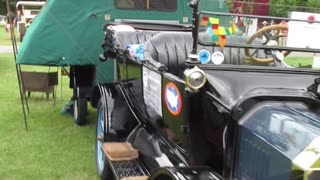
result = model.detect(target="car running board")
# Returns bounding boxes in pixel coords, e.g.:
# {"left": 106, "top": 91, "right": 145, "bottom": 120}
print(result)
{"left": 102, "top": 142, "right": 149, "bottom": 180}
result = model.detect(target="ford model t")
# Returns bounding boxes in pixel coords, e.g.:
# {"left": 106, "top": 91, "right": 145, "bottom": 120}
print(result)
{"left": 95, "top": 0, "right": 320, "bottom": 179}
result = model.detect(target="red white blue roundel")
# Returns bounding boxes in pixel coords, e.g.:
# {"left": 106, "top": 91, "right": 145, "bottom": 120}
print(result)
{"left": 164, "top": 82, "right": 182, "bottom": 116}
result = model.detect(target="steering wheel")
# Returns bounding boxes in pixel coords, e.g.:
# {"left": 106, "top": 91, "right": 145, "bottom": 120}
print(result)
{"left": 245, "top": 24, "right": 290, "bottom": 64}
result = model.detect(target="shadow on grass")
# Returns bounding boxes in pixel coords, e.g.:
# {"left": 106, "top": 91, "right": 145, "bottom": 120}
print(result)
{"left": 25, "top": 92, "right": 97, "bottom": 127}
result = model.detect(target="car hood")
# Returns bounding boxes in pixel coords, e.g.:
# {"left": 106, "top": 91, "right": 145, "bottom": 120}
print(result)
{"left": 203, "top": 67, "right": 320, "bottom": 109}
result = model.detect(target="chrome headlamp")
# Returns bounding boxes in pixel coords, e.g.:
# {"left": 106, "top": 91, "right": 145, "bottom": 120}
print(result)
{"left": 184, "top": 66, "right": 206, "bottom": 91}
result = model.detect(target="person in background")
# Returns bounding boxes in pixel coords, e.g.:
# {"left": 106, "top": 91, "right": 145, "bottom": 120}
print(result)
{"left": 16, "top": 4, "right": 23, "bottom": 22}
{"left": 4, "top": 15, "right": 9, "bottom": 32}
{"left": 269, "top": 19, "right": 276, "bottom": 35}
{"left": 270, "top": 19, "right": 275, "bottom": 25}
{"left": 4, "top": 13, "right": 15, "bottom": 36}
{"left": 260, "top": 21, "right": 269, "bottom": 41}
{"left": 261, "top": 20, "right": 268, "bottom": 27}
{"left": 279, "top": 20, "right": 288, "bottom": 46}
{"left": 237, "top": 17, "right": 245, "bottom": 34}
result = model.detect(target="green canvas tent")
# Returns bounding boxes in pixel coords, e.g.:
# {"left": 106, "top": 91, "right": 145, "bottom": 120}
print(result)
{"left": 16, "top": 0, "right": 107, "bottom": 66}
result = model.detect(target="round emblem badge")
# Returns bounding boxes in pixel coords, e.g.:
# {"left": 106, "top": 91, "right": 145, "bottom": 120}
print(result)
{"left": 211, "top": 51, "right": 225, "bottom": 64}
{"left": 198, "top": 49, "right": 211, "bottom": 64}
{"left": 164, "top": 82, "right": 182, "bottom": 116}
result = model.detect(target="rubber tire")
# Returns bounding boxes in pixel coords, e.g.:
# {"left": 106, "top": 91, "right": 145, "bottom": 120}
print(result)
{"left": 73, "top": 98, "right": 87, "bottom": 125}
{"left": 96, "top": 99, "right": 113, "bottom": 179}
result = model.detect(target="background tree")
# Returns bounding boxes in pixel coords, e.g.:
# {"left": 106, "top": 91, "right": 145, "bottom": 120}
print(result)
{"left": 269, "top": 0, "right": 320, "bottom": 17}
{"left": 225, "top": 0, "right": 320, "bottom": 17}
{"left": 0, "top": 0, "right": 45, "bottom": 15}
{"left": 269, "top": 0, "right": 294, "bottom": 17}
{"left": 0, "top": 0, "right": 15, "bottom": 15}
{"left": 305, "top": 0, "right": 320, "bottom": 13}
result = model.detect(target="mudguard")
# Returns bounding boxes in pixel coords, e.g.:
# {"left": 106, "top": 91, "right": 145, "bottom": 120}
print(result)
{"left": 98, "top": 84, "right": 138, "bottom": 138}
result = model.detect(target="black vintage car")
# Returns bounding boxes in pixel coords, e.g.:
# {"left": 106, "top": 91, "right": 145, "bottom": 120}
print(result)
{"left": 95, "top": 1, "right": 320, "bottom": 179}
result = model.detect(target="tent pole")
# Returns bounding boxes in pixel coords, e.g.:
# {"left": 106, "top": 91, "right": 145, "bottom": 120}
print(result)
{"left": 10, "top": 3, "right": 30, "bottom": 114}
{"left": 6, "top": 0, "right": 29, "bottom": 131}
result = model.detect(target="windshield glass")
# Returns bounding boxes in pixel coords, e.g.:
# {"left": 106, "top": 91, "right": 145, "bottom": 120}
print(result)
{"left": 241, "top": 102, "right": 320, "bottom": 159}
{"left": 196, "top": 1, "right": 320, "bottom": 70}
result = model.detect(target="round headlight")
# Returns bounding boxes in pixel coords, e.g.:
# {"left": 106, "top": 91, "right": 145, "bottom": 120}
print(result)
{"left": 184, "top": 66, "right": 206, "bottom": 90}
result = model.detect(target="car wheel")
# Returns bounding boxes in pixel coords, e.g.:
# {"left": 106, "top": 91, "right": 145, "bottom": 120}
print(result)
{"left": 73, "top": 98, "right": 87, "bottom": 125}
{"left": 96, "top": 98, "right": 114, "bottom": 179}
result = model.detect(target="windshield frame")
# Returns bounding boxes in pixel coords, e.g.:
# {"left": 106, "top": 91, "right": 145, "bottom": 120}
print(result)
{"left": 197, "top": 11, "right": 320, "bottom": 54}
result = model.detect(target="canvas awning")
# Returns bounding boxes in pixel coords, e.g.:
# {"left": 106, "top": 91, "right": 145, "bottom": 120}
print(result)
{"left": 16, "top": 0, "right": 107, "bottom": 66}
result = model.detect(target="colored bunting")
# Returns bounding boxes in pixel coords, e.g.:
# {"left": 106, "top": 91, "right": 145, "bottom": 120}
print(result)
{"left": 232, "top": 23, "right": 237, "bottom": 33}
{"left": 200, "top": 16, "right": 209, "bottom": 27}
{"left": 212, "top": 24, "right": 219, "bottom": 29}
{"left": 209, "top": 17, "right": 219, "bottom": 25}
{"left": 213, "top": 29, "right": 219, "bottom": 35}
{"left": 218, "top": 27, "right": 226, "bottom": 35}
{"left": 212, "top": 35, "right": 219, "bottom": 42}
{"left": 228, "top": 27, "right": 233, "bottom": 34}
{"left": 216, "top": 36, "right": 226, "bottom": 48}
{"left": 226, "top": 29, "right": 231, "bottom": 35}
{"left": 206, "top": 27, "right": 213, "bottom": 36}
{"left": 201, "top": 16, "right": 245, "bottom": 48}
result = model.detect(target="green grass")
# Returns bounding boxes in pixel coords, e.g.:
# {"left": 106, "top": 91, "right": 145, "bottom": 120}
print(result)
{"left": 285, "top": 57, "right": 313, "bottom": 68}
{"left": 0, "top": 24, "right": 20, "bottom": 46}
{"left": 0, "top": 53, "right": 98, "bottom": 180}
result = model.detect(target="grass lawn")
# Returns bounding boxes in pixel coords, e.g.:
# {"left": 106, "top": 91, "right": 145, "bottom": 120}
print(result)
{"left": 0, "top": 53, "right": 98, "bottom": 179}
{"left": 0, "top": 24, "right": 20, "bottom": 46}
{"left": 285, "top": 56, "right": 313, "bottom": 67}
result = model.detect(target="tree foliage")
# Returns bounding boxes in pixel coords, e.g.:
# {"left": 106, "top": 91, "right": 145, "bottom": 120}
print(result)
{"left": 269, "top": 0, "right": 320, "bottom": 17}
{"left": 225, "top": 0, "right": 320, "bottom": 17}
{"left": 0, "top": 0, "right": 15, "bottom": 15}
{"left": 0, "top": 0, "right": 44, "bottom": 15}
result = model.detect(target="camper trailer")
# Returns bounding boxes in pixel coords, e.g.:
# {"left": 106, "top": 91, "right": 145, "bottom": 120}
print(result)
{"left": 16, "top": 1, "right": 46, "bottom": 41}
